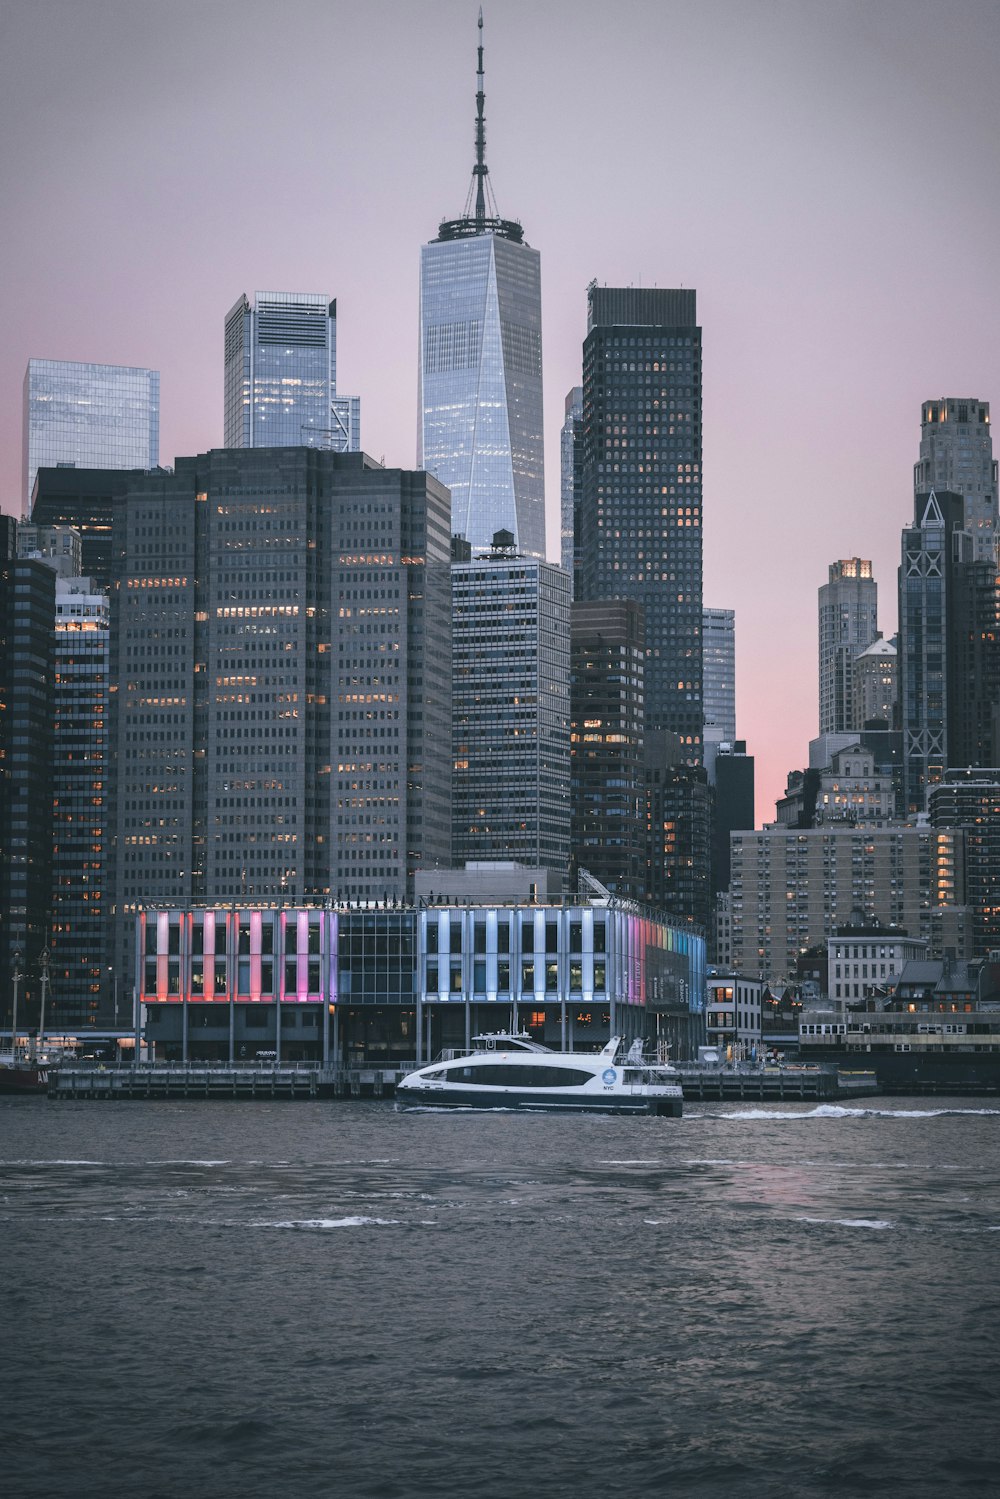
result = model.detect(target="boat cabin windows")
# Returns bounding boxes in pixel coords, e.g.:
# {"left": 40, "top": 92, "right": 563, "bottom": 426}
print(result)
{"left": 443, "top": 1063, "right": 594, "bottom": 1088}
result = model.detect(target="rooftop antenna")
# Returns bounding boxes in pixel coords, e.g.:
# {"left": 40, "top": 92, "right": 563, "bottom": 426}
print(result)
{"left": 474, "top": 8, "right": 487, "bottom": 228}
{"left": 439, "top": 9, "right": 523, "bottom": 244}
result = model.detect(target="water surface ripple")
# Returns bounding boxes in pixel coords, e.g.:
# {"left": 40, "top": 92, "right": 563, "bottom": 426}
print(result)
{"left": 2, "top": 1097, "right": 997, "bottom": 1498}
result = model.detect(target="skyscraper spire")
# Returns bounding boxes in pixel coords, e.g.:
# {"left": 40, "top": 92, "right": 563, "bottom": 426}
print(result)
{"left": 436, "top": 8, "right": 523, "bottom": 244}
{"left": 474, "top": 8, "right": 487, "bottom": 228}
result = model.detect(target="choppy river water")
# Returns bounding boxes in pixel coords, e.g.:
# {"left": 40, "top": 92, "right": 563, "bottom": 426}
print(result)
{"left": 2, "top": 1096, "right": 998, "bottom": 1498}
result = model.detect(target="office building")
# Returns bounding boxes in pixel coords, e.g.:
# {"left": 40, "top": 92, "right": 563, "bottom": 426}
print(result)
{"left": 418, "top": 14, "right": 544, "bottom": 558}
{"left": 644, "top": 730, "right": 712, "bottom": 931}
{"left": 23, "top": 359, "right": 159, "bottom": 512}
{"left": 224, "top": 292, "right": 360, "bottom": 451}
{"left": 108, "top": 448, "right": 452, "bottom": 989}
{"left": 561, "top": 387, "right": 583, "bottom": 581}
{"left": 570, "top": 598, "right": 646, "bottom": 899}
{"left": 703, "top": 606, "right": 736, "bottom": 781}
{"left": 818, "top": 558, "right": 878, "bottom": 735}
{"left": 50, "top": 578, "right": 111, "bottom": 1028}
{"left": 578, "top": 286, "right": 703, "bottom": 758}
{"left": 947, "top": 559, "right": 1000, "bottom": 772}
{"left": 452, "top": 535, "right": 571, "bottom": 877}
{"left": 29, "top": 466, "right": 153, "bottom": 589}
{"left": 1, "top": 517, "right": 55, "bottom": 1030}
{"left": 712, "top": 740, "right": 755, "bottom": 894}
{"left": 898, "top": 489, "right": 1000, "bottom": 812}
{"left": 914, "top": 398, "right": 998, "bottom": 562}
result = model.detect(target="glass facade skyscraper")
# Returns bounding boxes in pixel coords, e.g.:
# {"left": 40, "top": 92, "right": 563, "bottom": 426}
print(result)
{"left": 418, "top": 15, "right": 545, "bottom": 559}
{"left": 23, "top": 359, "right": 159, "bottom": 512}
{"left": 579, "top": 287, "right": 704, "bottom": 758}
{"left": 702, "top": 606, "right": 736, "bottom": 782}
{"left": 224, "top": 292, "right": 360, "bottom": 451}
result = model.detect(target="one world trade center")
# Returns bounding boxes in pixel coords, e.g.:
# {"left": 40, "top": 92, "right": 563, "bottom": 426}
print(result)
{"left": 418, "top": 12, "right": 545, "bottom": 559}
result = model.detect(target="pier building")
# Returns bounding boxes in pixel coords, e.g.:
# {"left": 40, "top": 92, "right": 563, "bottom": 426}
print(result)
{"left": 134, "top": 897, "right": 706, "bottom": 1065}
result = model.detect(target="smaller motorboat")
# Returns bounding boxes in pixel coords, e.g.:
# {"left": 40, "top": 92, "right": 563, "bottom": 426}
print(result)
{"left": 396, "top": 1033, "right": 683, "bottom": 1116}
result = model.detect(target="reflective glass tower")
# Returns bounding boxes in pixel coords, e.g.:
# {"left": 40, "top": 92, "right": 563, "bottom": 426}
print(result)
{"left": 418, "top": 14, "right": 545, "bottom": 559}
{"left": 224, "top": 292, "right": 360, "bottom": 451}
{"left": 23, "top": 359, "right": 159, "bottom": 512}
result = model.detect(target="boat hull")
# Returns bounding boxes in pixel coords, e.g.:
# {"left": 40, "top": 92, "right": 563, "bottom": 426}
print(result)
{"left": 0, "top": 1065, "right": 51, "bottom": 1096}
{"left": 396, "top": 1084, "right": 682, "bottom": 1117}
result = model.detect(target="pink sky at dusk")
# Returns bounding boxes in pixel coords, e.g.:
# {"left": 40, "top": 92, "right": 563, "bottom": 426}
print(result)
{"left": 2, "top": 0, "right": 998, "bottom": 823}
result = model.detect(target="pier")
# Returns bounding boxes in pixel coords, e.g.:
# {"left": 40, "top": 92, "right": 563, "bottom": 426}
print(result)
{"left": 47, "top": 1061, "right": 879, "bottom": 1102}
{"left": 48, "top": 1062, "right": 414, "bottom": 1101}
{"left": 671, "top": 1065, "right": 876, "bottom": 1102}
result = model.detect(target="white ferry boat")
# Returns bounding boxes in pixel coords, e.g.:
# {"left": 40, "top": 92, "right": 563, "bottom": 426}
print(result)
{"left": 396, "top": 1033, "right": 683, "bottom": 1116}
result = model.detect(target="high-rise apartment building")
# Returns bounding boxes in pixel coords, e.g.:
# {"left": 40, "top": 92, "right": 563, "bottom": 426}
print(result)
{"left": 108, "top": 449, "right": 452, "bottom": 987}
{"left": 418, "top": 15, "right": 544, "bottom": 558}
{"left": 729, "top": 823, "right": 969, "bottom": 981}
{"left": 224, "top": 292, "right": 360, "bottom": 451}
{"left": 914, "top": 398, "right": 998, "bottom": 562}
{"left": 561, "top": 387, "right": 583, "bottom": 581}
{"left": 570, "top": 598, "right": 646, "bottom": 899}
{"left": 703, "top": 606, "right": 736, "bottom": 781}
{"left": 929, "top": 769, "right": 1000, "bottom": 958}
{"left": 852, "top": 635, "right": 898, "bottom": 730}
{"left": 23, "top": 359, "right": 159, "bottom": 512}
{"left": 818, "top": 558, "right": 878, "bottom": 735}
{"left": 451, "top": 536, "right": 570, "bottom": 876}
{"left": 578, "top": 286, "right": 703, "bottom": 758}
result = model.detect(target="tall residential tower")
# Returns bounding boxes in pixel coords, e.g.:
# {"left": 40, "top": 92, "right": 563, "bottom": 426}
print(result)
{"left": 418, "top": 13, "right": 544, "bottom": 558}
{"left": 914, "top": 398, "right": 997, "bottom": 562}
{"left": 818, "top": 558, "right": 878, "bottom": 735}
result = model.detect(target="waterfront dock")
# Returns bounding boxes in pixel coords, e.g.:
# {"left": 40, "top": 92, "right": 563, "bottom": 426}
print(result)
{"left": 672, "top": 1065, "right": 878, "bottom": 1102}
{"left": 48, "top": 1062, "right": 413, "bottom": 1101}
{"left": 48, "top": 1060, "right": 880, "bottom": 1102}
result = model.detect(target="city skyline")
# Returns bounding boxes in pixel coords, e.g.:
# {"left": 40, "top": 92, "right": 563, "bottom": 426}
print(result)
{"left": 2, "top": 0, "right": 999, "bottom": 818}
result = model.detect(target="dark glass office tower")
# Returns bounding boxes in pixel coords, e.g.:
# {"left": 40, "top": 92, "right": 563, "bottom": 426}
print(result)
{"left": 570, "top": 599, "right": 646, "bottom": 899}
{"left": 579, "top": 287, "right": 703, "bottom": 759}
{"left": 0, "top": 518, "right": 55, "bottom": 1031}
{"left": 899, "top": 489, "right": 995, "bottom": 812}
{"left": 30, "top": 466, "right": 151, "bottom": 589}
{"left": 418, "top": 14, "right": 544, "bottom": 559}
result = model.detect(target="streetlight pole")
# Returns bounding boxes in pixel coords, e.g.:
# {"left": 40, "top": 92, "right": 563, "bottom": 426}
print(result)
{"left": 10, "top": 948, "right": 21, "bottom": 1060}
{"left": 37, "top": 947, "right": 50, "bottom": 1058}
